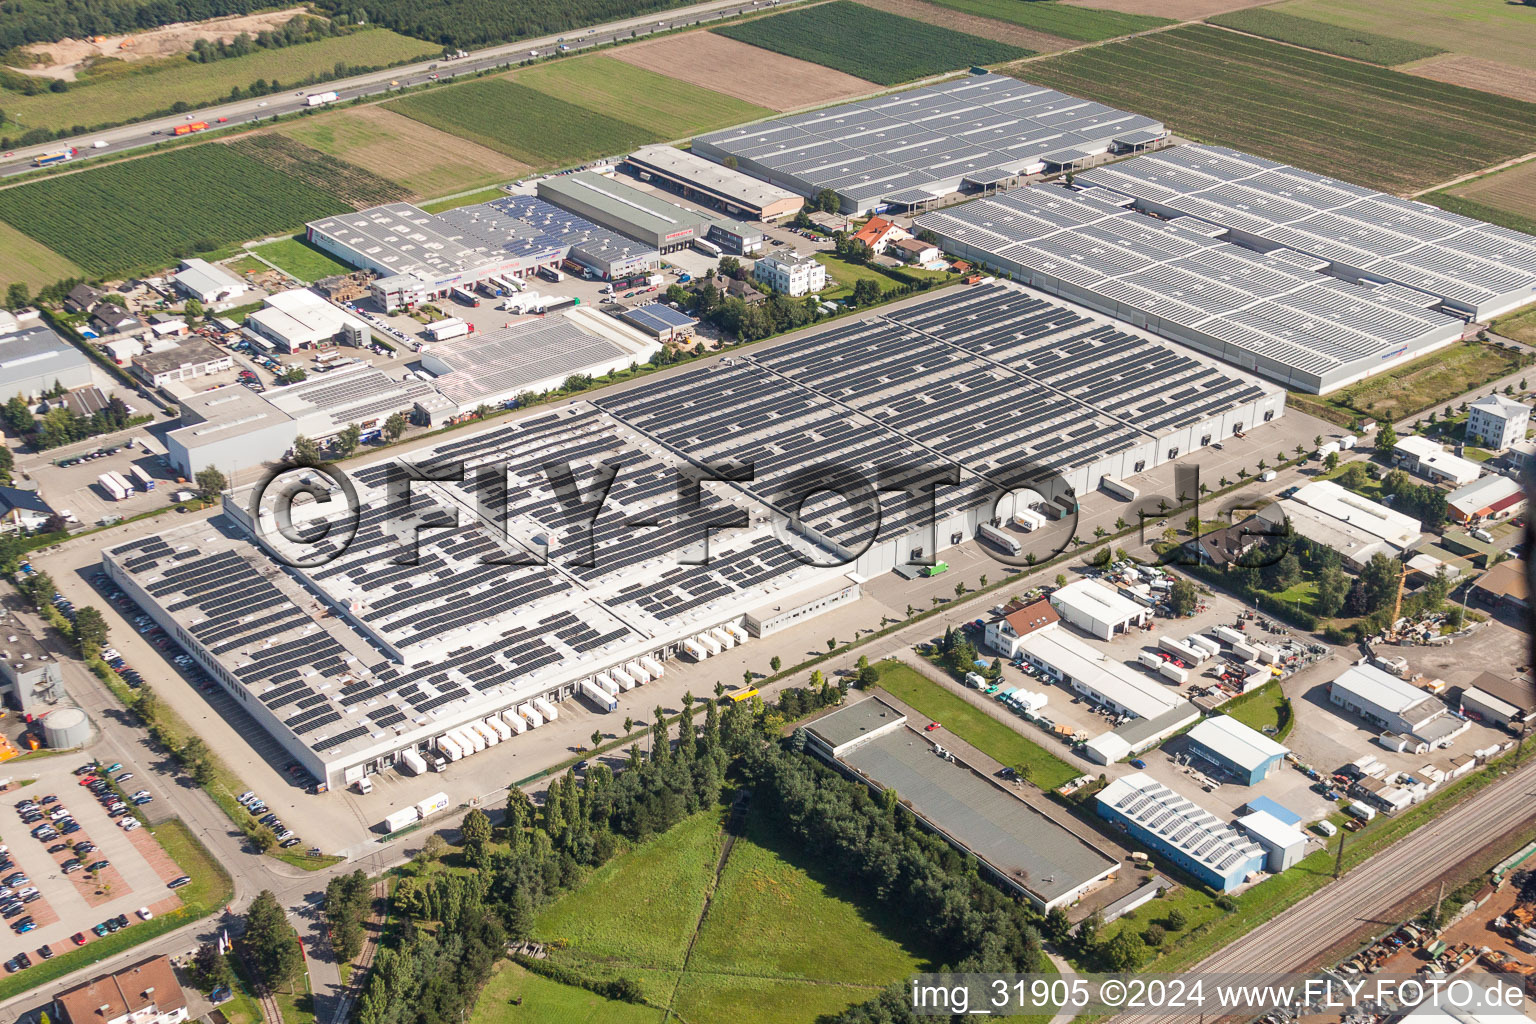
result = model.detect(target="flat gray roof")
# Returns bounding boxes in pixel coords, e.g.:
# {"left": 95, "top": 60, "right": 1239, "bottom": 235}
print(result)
{"left": 841, "top": 725, "right": 1117, "bottom": 903}
{"left": 805, "top": 696, "right": 905, "bottom": 751}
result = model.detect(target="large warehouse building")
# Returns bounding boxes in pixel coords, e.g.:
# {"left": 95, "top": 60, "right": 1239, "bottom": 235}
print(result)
{"left": 1076, "top": 145, "right": 1536, "bottom": 321}
{"left": 692, "top": 72, "right": 1165, "bottom": 215}
{"left": 807, "top": 697, "right": 1120, "bottom": 910}
{"left": 107, "top": 284, "right": 1285, "bottom": 793}
{"left": 915, "top": 176, "right": 1472, "bottom": 394}
{"left": 537, "top": 172, "right": 765, "bottom": 255}
{"left": 625, "top": 144, "right": 803, "bottom": 222}
{"left": 305, "top": 197, "right": 660, "bottom": 309}
{"left": 1097, "top": 772, "right": 1267, "bottom": 892}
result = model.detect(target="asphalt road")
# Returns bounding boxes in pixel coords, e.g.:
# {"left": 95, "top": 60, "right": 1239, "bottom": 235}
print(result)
{"left": 0, "top": 0, "right": 798, "bottom": 180}
{"left": 1116, "top": 752, "right": 1536, "bottom": 1024}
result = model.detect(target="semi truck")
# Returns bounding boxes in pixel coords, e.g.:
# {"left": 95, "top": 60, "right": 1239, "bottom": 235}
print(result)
{"left": 32, "top": 148, "right": 78, "bottom": 167}
{"left": 173, "top": 122, "right": 209, "bottom": 136}
{"left": 306, "top": 91, "right": 339, "bottom": 107}
{"left": 129, "top": 466, "right": 155, "bottom": 491}
{"left": 979, "top": 522, "right": 1022, "bottom": 556}
{"left": 580, "top": 679, "right": 617, "bottom": 712}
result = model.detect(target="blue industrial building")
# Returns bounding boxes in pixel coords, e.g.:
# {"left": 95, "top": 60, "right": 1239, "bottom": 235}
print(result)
{"left": 1097, "top": 772, "right": 1266, "bottom": 892}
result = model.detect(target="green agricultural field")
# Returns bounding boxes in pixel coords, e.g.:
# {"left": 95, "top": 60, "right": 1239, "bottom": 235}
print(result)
{"left": 927, "top": 0, "right": 1172, "bottom": 43}
{"left": 873, "top": 660, "right": 1080, "bottom": 790}
{"left": 1018, "top": 26, "right": 1536, "bottom": 193}
{"left": 0, "top": 146, "right": 349, "bottom": 279}
{"left": 252, "top": 237, "right": 352, "bottom": 282}
{"left": 387, "top": 79, "right": 656, "bottom": 168}
{"left": 715, "top": 1, "right": 1028, "bottom": 85}
{"left": 0, "top": 30, "right": 435, "bottom": 136}
{"left": 1206, "top": 9, "right": 1443, "bottom": 65}
{"left": 514, "top": 55, "right": 775, "bottom": 139}
{"left": 0, "top": 218, "right": 83, "bottom": 295}
{"left": 1276, "top": 0, "right": 1536, "bottom": 73}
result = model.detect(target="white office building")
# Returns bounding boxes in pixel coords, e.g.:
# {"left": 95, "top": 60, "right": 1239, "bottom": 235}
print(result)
{"left": 753, "top": 250, "right": 826, "bottom": 297}
{"left": 1466, "top": 393, "right": 1529, "bottom": 450}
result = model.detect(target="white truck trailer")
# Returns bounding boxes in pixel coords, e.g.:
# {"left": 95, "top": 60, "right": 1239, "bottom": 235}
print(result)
{"left": 979, "top": 522, "right": 1022, "bottom": 556}
{"left": 580, "top": 679, "right": 617, "bottom": 711}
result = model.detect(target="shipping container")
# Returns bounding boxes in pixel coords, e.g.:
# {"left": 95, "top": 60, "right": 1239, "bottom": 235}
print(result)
{"left": 533, "top": 697, "right": 558, "bottom": 721}
{"left": 415, "top": 792, "right": 450, "bottom": 818}
{"left": 580, "top": 679, "right": 617, "bottom": 712}
{"left": 979, "top": 522, "right": 1022, "bottom": 556}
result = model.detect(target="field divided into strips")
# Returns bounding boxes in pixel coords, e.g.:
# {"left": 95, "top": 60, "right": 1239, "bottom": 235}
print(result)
{"left": 386, "top": 79, "right": 657, "bottom": 168}
{"left": 0, "top": 30, "right": 435, "bottom": 135}
{"left": 276, "top": 105, "right": 532, "bottom": 199}
{"left": 1206, "top": 8, "right": 1443, "bottom": 65}
{"left": 0, "top": 146, "right": 347, "bottom": 278}
{"left": 226, "top": 134, "right": 414, "bottom": 207}
{"left": 1018, "top": 25, "right": 1536, "bottom": 193}
{"left": 526, "top": 807, "right": 936, "bottom": 1024}
{"left": 924, "top": 0, "right": 1173, "bottom": 42}
{"left": 714, "top": 0, "right": 1029, "bottom": 86}
{"left": 0, "top": 218, "right": 84, "bottom": 295}
{"left": 513, "top": 55, "right": 777, "bottom": 139}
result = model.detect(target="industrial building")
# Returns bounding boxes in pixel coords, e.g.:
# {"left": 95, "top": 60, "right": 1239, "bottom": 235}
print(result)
{"left": 0, "top": 322, "right": 94, "bottom": 399}
{"left": 107, "top": 285, "right": 1279, "bottom": 791}
{"left": 1327, "top": 663, "right": 1468, "bottom": 748}
{"left": 807, "top": 697, "right": 1120, "bottom": 909}
{"left": 1077, "top": 145, "right": 1536, "bottom": 321}
{"left": 538, "top": 172, "right": 765, "bottom": 254}
{"left": 1255, "top": 480, "right": 1423, "bottom": 569}
{"left": 1050, "top": 579, "right": 1149, "bottom": 640}
{"left": 305, "top": 197, "right": 660, "bottom": 310}
{"left": 1466, "top": 393, "right": 1530, "bottom": 450}
{"left": 1097, "top": 772, "right": 1267, "bottom": 891}
{"left": 171, "top": 258, "right": 248, "bottom": 305}
{"left": 1393, "top": 436, "right": 1483, "bottom": 486}
{"left": 165, "top": 383, "right": 298, "bottom": 479}
{"left": 693, "top": 72, "right": 1165, "bottom": 215}
{"left": 1184, "top": 714, "right": 1289, "bottom": 785}
{"left": 753, "top": 249, "right": 826, "bottom": 296}
{"left": 420, "top": 307, "right": 661, "bottom": 417}
{"left": 916, "top": 178, "right": 1468, "bottom": 395}
{"left": 244, "top": 288, "right": 375, "bottom": 353}
{"left": 625, "top": 144, "right": 804, "bottom": 222}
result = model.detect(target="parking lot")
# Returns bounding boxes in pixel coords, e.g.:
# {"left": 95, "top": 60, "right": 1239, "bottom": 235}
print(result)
{"left": 0, "top": 755, "right": 187, "bottom": 975}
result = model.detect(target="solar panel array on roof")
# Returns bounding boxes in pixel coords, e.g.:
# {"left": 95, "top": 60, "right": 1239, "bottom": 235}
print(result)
{"left": 692, "top": 72, "right": 1164, "bottom": 214}
{"left": 916, "top": 176, "right": 1468, "bottom": 393}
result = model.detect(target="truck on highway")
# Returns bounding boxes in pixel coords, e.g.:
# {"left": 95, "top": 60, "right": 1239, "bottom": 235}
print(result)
{"left": 173, "top": 122, "right": 209, "bottom": 136}
{"left": 979, "top": 522, "right": 1022, "bottom": 556}
{"left": 306, "top": 91, "right": 339, "bottom": 107}
{"left": 33, "top": 148, "right": 78, "bottom": 167}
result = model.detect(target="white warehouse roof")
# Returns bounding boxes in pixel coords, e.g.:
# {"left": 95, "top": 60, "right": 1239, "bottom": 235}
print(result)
{"left": 1187, "top": 714, "right": 1289, "bottom": 771}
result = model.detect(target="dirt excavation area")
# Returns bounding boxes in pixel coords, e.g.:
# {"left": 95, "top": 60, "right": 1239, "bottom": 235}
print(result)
{"left": 11, "top": 7, "right": 309, "bottom": 80}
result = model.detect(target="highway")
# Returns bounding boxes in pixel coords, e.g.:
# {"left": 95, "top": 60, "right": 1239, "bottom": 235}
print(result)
{"left": 1118, "top": 752, "right": 1536, "bottom": 1023}
{"left": 0, "top": 0, "right": 798, "bottom": 180}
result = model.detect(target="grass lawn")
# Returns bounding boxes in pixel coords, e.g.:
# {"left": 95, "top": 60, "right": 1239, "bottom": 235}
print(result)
{"left": 1286, "top": 341, "right": 1531, "bottom": 427}
{"left": 873, "top": 660, "right": 1080, "bottom": 789}
{"left": 252, "top": 236, "right": 352, "bottom": 282}
{"left": 388, "top": 79, "right": 657, "bottom": 169}
{"left": 472, "top": 963, "right": 666, "bottom": 1024}
{"left": 0, "top": 218, "right": 83, "bottom": 295}
{"left": 1218, "top": 681, "right": 1292, "bottom": 741}
{"left": 534, "top": 809, "right": 723, "bottom": 970}
{"left": 715, "top": 1, "right": 1028, "bottom": 85}
{"left": 927, "top": 0, "right": 1172, "bottom": 42}
{"left": 420, "top": 187, "right": 512, "bottom": 214}
{"left": 514, "top": 55, "right": 775, "bottom": 140}
{"left": 1, "top": 30, "right": 435, "bottom": 134}
{"left": 1018, "top": 26, "right": 1536, "bottom": 193}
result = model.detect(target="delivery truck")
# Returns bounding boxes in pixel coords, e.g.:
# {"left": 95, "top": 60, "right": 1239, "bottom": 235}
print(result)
{"left": 306, "top": 91, "right": 339, "bottom": 107}
{"left": 979, "top": 522, "right": 1022, "bottom": 556}
{"left": 580, "top": 678, "right": 617, "bottom": 712}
